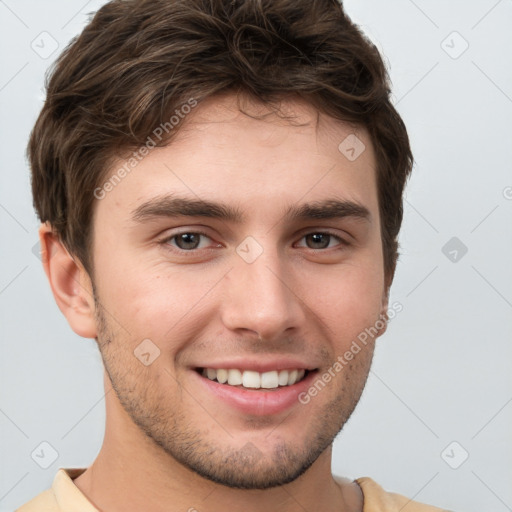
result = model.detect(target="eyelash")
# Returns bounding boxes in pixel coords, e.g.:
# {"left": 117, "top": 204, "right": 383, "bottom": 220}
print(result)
{"left": 159, "top": 230, "right": 349, "bottom": 254}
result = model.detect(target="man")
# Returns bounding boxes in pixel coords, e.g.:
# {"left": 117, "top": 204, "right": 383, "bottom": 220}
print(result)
{"left": 17, "top": 0, "right": 448, "bottom": 510}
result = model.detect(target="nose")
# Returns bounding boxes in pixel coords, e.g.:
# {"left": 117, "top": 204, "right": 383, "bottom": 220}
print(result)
{"left": 220, "top": 245, "right": 306, "bottom": 342}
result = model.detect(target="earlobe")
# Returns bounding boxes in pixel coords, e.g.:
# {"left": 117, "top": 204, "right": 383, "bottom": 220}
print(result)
{"left": 39, "top": 223, "right": 97, "bottom": 339}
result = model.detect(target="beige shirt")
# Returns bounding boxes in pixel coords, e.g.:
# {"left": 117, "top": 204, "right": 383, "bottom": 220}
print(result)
{"left": 16, "top": 468, "right": 448, "bottom": 511}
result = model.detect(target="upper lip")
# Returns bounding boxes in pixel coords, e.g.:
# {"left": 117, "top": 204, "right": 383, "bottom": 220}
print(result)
{"left": 193, "top": 358, "right": 317, "bottom": 373}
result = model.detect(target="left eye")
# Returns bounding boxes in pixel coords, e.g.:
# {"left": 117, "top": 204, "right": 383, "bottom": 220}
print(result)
{"left": 166, "top": 232, "right": 213, "bottom": 251}
{"left": 296, "top": 233, "right": 343, "bottom": 250}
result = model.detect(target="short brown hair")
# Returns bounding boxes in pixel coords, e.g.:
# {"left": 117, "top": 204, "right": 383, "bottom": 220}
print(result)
{"left": 29, "top": 0, "right": 413, "bottom": 286}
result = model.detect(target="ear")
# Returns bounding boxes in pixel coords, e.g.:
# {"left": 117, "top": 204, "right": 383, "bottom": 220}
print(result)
{"left": 376, "top": 287, "right": 390, "bottom": 338}
{"left": 39, "top": 223, "right": 97, "bottom": 339}
{"left": 376, "top": 260, "right": 397, "bottom": 338}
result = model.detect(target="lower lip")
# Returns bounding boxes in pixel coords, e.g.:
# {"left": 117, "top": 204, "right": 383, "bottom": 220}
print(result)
{"left": 192, "top": 370, "right": 318, "bottom": 416}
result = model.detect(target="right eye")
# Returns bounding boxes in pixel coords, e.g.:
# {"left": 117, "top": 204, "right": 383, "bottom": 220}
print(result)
{"left": 163, "top": 231, "right": 213, "bottom": 251}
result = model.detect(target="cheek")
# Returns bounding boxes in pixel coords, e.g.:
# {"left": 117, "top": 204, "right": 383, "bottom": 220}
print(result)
{"left": 95, "top": 262, "right": 222, "bottom": 346}
{"left": 303, "top": 258, "right": 385, "bottom": 340}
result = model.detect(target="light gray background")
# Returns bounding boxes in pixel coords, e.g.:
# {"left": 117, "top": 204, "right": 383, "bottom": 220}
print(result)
{"left": 1, "top": 1, "right": 511, "bottom": 511}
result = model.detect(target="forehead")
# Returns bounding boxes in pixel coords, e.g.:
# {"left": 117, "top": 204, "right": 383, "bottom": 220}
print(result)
{"left": 96, "top": 93, "right": 378, "bottom": 225}
{"left": 175, "top": 93, "right": 371, "bottom": 166}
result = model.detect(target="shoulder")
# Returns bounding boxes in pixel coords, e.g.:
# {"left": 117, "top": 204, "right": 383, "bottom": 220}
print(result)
{"left": 15, "top": 488, "right": 58, "bottom": 512}
{"left": 15, "top": 468, "right": 93, "bottom": 512}
{"left": 355, "top": 477, "right": 449, "bottom": 512}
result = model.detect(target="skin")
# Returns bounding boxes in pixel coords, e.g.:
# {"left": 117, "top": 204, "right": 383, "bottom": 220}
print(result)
{"left": 41, "top": 92, "right": 390, "bottom": 512}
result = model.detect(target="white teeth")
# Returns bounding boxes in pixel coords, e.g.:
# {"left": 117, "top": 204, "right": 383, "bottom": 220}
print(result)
{"left": 261, "top": 371, "right": 279, "bottom": 389}
{"left": 201, "top": 368, "right": 308, "bottom": 389}
{"left": 227, "top": 369, "right": 243, "bottom": 386}
{"left": 278, "top": 370, "right": 289, "bottom": 386}
{"left": 288, "top": 369, "right": 298, "bottom": 385}
{"left": 216, "top": 368, "right": 228, "bottom": 384}
{"left": 242, "top": 371, "right": 261, "bottom": 389}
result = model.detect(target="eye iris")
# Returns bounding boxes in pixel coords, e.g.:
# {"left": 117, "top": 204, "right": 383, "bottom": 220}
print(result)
{"left": 306, "top": 233, "right": 330, "bottom": 249}
{"left": 176, "top": 233, "right": 200, "bottom": 250}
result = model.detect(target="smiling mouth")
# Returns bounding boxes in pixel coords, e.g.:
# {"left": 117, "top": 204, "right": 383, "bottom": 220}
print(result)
{"left": 196, "top": 367, "right": 315, "bottom": 391}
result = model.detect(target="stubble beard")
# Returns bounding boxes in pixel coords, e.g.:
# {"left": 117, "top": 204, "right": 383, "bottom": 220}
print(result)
{"left": 93, "top": 294, "right": 374, "bottom": 490}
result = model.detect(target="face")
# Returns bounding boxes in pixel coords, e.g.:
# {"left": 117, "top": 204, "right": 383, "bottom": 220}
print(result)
{"left": 89, "top": 93, "right": 388, "bottom": 489}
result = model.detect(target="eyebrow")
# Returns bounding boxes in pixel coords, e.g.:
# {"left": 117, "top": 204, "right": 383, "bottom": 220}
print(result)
{"left": 131, "top": 195, "right": 371, "bottom": 224}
